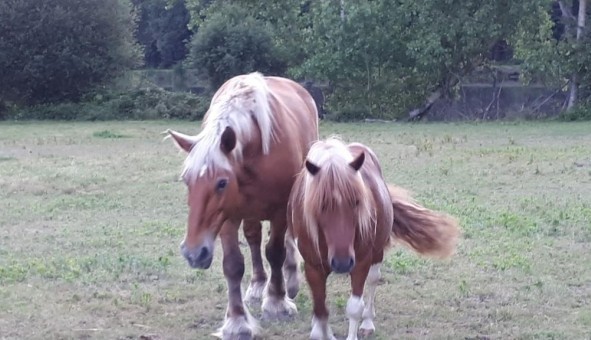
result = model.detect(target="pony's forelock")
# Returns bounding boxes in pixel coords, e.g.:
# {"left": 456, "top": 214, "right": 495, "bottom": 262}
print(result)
{"left": 181, "top": 73, "right": 276, "bottom": 182}
{"left": 298, "top": 138, "right": 376, "bottom": 255}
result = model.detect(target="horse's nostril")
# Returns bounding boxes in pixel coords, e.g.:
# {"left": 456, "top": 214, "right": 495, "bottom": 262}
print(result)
{"left": 197, "top": 246, "right": 210, "bottom": 262}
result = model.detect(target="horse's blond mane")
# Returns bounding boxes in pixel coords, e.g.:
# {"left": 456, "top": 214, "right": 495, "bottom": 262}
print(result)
{"left": 182, "top": 72, "right": 276, "bottom": 181}
{"left": 296, "top": 138, "right": 376, "bottom": 254}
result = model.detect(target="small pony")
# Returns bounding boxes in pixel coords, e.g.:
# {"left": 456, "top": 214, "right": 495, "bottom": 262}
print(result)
{"left": 167, "top": 73, "right": 318, "bottom": 339}
{"left": 288, "top": 138, "right": 459, "bottom": 340}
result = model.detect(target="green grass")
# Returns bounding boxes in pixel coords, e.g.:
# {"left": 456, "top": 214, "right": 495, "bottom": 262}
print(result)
{"left": 1, "top": 120, "right": 590, "bottom": 339}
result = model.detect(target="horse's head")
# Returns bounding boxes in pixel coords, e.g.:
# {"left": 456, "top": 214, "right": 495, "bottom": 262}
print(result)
{"left": 168, "top": 126, "right": 242, "bottom": 269}
{"left": 302, "top": 140, "right": 373, "bottom": 274}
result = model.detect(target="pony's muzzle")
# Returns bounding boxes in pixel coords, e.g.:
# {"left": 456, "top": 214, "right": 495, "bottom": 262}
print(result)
{"left": 330, "top": 256, "right": 355, "bottom": 274}
{"left": 180, "top": 242, "right": 214, "bottom": 269}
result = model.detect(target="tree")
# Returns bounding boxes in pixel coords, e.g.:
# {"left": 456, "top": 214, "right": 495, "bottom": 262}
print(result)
{"left": 133, "top": 0, "right": 193, "bottom": 68}
{"left": 187, "top": 4, "right": 286, "bottom": 89}
{"left": 0, "top": 0, "right": 140, "bottom": 105}
{"left": 514, "top": 0, "right": 591, "bottom": 112}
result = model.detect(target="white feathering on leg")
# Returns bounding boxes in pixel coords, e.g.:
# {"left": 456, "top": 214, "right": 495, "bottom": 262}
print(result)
{"left": 345, "top": 295, "right": 364, "bottom": 340}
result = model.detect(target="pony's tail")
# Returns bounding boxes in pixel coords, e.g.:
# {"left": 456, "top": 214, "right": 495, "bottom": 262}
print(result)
{"left": 388, "top": 184, "right": 460, "bottom": 259}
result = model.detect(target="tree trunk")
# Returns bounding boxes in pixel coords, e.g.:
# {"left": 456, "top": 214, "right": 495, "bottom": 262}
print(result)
{"left": 566, "top": 0, "right": 586, "bottom": 111}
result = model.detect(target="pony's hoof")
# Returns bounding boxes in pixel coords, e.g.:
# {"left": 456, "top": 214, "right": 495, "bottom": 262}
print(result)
{"left": 359, "top": 327, "right": 374, "bottom": 338}
{"left": 359, "top": 320, "right": 375, "bottom": 338}
{"left": 244, "top": 281, "right": 266, "bottom": 306}
{"left": 261, "top": 296, "right": 298, "bottom": 321}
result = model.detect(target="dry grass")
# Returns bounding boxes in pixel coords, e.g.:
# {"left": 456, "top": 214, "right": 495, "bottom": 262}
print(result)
{"left": 1, "top": 120, "right": 590, "bottom": 339}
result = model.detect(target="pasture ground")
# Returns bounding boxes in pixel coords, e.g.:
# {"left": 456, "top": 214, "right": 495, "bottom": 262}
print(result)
{"left": 0, "top": 120, "right": 590, "bottom": 339}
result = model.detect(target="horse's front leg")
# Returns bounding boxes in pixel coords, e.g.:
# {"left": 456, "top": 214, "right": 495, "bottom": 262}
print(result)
{"left": 214, "top": 220, "right": 259, "bottom": 340}
{"left": 345, "top": 260, "right": 372, "bottom": 340}
{"left": 262, "top": 213, "right": 297, "bottom": 320}
{"left": 305, "top": 263, "right": 335, "bottom": 340}
{"left": 243, "top": 220, "right": 267, "bottom": 306}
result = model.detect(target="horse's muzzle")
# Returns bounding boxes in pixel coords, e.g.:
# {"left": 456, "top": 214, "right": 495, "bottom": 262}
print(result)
{"left": 330, "top": 256, "right": 355, "bottom": 274}
{"left": 181, "top": 243, "right": 214, "bottom": 269}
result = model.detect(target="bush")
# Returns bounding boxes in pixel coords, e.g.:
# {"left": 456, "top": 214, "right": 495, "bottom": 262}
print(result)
{"left": 188, "top": 4, "right": 286, "bottom": 89}
{"left": 6, "top": 87, "right": 211, "bottom": 121}
{"left": 0, "top": 0, "right": 140, "bottom": 105}
{"left": 559, "top": 105, "right": 591, "bottom": 121}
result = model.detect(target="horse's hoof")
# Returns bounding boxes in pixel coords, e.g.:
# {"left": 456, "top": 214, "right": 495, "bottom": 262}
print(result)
{"left": 261, "top": 296, "right": 298, "bottom": 321}
{"left": 244, "top": 281, "right": 266, "bottom": 306}
{"left": 213, "top": 314, "right": 260, "bottom": 340}
{"left": 286, "top": 281, "right": 300, "bottom": 300}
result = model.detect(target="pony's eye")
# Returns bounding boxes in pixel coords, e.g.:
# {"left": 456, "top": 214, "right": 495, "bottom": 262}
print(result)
{"left": 216, "top": 179, "right": 228, "bottom": 192}
{"left": 354, "top": 199, "right": 360, "bottom": 207}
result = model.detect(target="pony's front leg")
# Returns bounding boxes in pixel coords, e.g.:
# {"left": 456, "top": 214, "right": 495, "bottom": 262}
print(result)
{"left": 284, "top": 231, "right": 301, "bottom": 299}
{"left": 243, "top": 220, "right": 267, "bottom": 306}
{"left": 262, "top": 214, "right": 297, "bottom": 320}
{"left": 359, "top": 263, "right": 382, "bottom": 337}
{"left": 305, "top": 263, "right": 335, "bottom": 340}
{"left": 214, "top": 220, "right": 260, "bottom": 340}
{"left": 346, "top": 261, "right": 372, "bottom": 340}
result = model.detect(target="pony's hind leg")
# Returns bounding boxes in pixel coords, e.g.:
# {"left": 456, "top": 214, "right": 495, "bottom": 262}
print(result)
{"left": 359, "top": 262, "right": 382, "bottom": 337}
{"left": 284, "top": 232, "right": 301, "bottom": 299}
{"left": 262, "top": 214, "right": 297, "bottom": 320}
{"left": 243, "top": 220, "right": 267, "bottom": 306}
{"left": 214, "top": 221, "right": 260, "bottom": 340}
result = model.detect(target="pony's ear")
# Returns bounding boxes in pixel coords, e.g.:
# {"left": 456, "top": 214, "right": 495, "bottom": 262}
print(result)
{"left": 305, "top": 160, "right": 320, "bottom": 175}
{"left": 220, "top": 126, "right": 237, "bottom": 154}
{"left": 349, "top": 151, "right": 365, "bottom": 171}
{"left": 167, "top": 129, "right": 196, "bottom": 153}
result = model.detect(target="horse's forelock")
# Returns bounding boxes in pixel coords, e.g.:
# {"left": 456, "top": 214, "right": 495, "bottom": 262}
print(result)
{"left": 299, "top": 140, "right": 376, "bottom": 254}
{"left": 181, "top": 73, "right": 275, "bottom": 182}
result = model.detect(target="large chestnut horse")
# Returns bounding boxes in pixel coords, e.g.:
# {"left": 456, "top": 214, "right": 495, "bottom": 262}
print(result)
{"left": 167, "top": 73, "right": 318, "bottom": 339}
{"left": 288, "top": 138, "right": 459, "bottom": 340}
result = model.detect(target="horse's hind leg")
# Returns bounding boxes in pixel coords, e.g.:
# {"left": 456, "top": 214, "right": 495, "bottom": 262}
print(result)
{"left": 284, "top": 231, "right": 301, "bottom": 299}
{"left": 359, "top": 262, "right": 382, "bottom": 337}
{"left": 243, "top": 220, "right": 267, "bottom": 306}
{"left": 214, "top": 220, "right": 259, "bottom": 340}
{"left": 262, "top": 213, "right": 297, "bottom": 320}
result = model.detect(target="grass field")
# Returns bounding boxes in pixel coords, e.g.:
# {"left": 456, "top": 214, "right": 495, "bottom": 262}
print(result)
{"left": 1, "top": 120, "right": 590, "bottom": 340}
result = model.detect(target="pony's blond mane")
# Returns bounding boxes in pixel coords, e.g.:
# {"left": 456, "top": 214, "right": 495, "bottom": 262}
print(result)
{"left": 297, "top": 138, "right": 376, "bottom": 254}
{"left": 182, "top": 72, "right": 276, "bottom": 181}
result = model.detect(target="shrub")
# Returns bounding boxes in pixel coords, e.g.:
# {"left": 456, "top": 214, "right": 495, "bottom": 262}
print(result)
{"left": 6, "top": 87, "right": 210, "bottom": 121}
{"left": 0, "top": 0, "right": 140, "bottom": 105}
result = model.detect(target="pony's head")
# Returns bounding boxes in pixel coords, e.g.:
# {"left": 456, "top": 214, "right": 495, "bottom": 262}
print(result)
{"left": 300, "top": 139, "right": 375, "bottom": 274}
{"left": 167, "top": 73, "right": 276, "bottom": 269}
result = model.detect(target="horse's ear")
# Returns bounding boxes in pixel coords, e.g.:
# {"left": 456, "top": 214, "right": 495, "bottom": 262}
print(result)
{"left": 220, "top": 126, "right": 237, "bottom": 154}
{"left": 305, "top": 160, "right": 320, "bottom": 175}
{"left": 349, "top": 151, "right": 365, "bottom": 171}
{"left": 166, "top": 129, "right": 196, "bottom": 153}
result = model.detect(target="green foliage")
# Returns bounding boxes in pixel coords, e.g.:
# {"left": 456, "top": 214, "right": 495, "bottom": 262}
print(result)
{"left": 7, "top": 86, "right": 210, "bottom": 121}
{"left": 188, "top": 4, "right": 286, "bottom": 89}
{"left": 133, "top": 0, "right": 193, "bottom": 68}
{"left": 0, "top": 0, "right": 141, "bottom": 105}
{"left": 559, "top": 105, "right": 591, "bottom": 121}
{"left": 292, "top": 1, "right": 421, "bottom": 120}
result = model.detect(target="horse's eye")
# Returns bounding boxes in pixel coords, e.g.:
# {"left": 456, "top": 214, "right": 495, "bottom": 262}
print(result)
{"left": 354, "top": 199, "right": 360, "bottom": 207}
{"left": 216, "top": 179, "right": 228, "bottom": 192}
